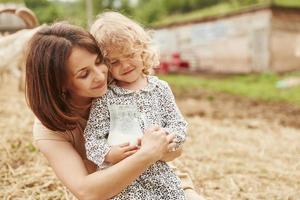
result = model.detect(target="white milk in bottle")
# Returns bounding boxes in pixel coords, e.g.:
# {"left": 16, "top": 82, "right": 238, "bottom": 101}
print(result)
{"left": 107, "top": 104, "right": 143, "bottom": 146}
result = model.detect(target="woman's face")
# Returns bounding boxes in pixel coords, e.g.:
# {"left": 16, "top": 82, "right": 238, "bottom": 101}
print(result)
{"left": 65, "top": 47, "right": 108, "bottom": 104}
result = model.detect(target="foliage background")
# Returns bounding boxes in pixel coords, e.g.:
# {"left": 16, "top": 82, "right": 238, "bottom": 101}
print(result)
{"left": 1, "top": 0, "right": 300, "bottom": 28}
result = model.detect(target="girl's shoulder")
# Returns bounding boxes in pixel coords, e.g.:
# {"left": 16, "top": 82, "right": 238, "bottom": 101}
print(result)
{"left": 91, "top": 92, "right": 109, "bottom": 105}
{"left": 148, "top": 75, "right": 170, "bottom": 90}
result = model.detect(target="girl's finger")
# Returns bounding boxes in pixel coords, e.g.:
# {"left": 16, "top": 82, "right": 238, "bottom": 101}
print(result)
{"left": 167, "top": 142, "right": 177, "bottom": 152}
{"left": 136, "top": 138, "right": 142, "bottom": 146}
{"left": 124, "top": 149, "right": 138, "bottom": 157}
{"left": 118, "top": 142, "right": 130, "bottom": 147}
{"left": 122, "top": 144, "right": 139, "bottom": 152}
{"left": 166, "top": 133, "right": 175, "bottom": 143}
{"left": 144, "top": 125, "right": 160, "bottom": 134}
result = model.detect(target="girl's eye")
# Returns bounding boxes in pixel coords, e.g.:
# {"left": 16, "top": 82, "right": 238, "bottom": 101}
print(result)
{"left": 110, "top": 60, "right": 119, "bottom": 66}
{"left": 125, "top": 53, "right": 135, "bottom": 58}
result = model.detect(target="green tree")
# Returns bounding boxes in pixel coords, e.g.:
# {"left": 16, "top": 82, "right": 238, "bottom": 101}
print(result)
{"left": 0, "top": 0, "right": 23, "bottom": 3}
{"left": 118, "top": 0, "right": 133, "bottom": 16}
{"left": 24, "top": 0, "right": 63, "bottom": 24}
{"left": 134, "top": 0, "right": 166, "bottom": 25}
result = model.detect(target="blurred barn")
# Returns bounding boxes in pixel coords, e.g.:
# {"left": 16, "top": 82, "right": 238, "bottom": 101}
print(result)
{"left": 0, "top": 3, "right": 40, "bottom": 90}
{"left": 153, "top": 4, "right": 300, "bottom": 74}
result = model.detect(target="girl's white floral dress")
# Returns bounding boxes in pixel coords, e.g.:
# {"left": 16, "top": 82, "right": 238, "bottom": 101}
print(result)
{"left": 84, "top": 76, "right": 188, "bottom": 200}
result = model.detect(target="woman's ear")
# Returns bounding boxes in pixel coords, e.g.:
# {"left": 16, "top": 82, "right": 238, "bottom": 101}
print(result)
{"left": 61, "top": 87, "right": 67, "bottom": 99}
{"left": 61, "top": 82, "right": 69, "bottom": 98}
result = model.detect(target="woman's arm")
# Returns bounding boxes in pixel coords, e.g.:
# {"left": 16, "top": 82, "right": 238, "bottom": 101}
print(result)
{"left": 36, "top": 127, "right": 171, "bottom": 200}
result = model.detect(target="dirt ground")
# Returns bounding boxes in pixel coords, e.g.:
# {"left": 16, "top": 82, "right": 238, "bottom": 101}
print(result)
{"left": 1, "top": 79, "right": 300, "bottom": 200}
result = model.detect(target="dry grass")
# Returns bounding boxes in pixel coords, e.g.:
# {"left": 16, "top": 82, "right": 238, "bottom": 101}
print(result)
{"left": 1, "top": 77, "right": 300, "bottom": 199}
{"left": 0, "top": 78, "right": 74, "bottom": 199}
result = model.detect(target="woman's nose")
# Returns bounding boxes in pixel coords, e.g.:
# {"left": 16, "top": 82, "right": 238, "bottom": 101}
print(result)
{"left": 93, "top": 67, "right": 106, "bottom": 82}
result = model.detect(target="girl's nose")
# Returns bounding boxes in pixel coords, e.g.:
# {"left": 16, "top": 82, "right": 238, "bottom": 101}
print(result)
{"left": 120, "top": 61, "right": 130, "bottom": 68}
{"left": 121, "top": 63, "right": 131, "bottom": 71}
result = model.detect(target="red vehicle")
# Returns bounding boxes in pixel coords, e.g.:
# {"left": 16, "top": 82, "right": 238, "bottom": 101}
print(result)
{"left": 156, "top": 52, "right": 189, "bottom": 74}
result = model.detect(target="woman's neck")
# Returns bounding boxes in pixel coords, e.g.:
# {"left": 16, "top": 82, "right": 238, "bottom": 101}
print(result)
{"left": 69, "top": 95, "right": 92, "bottom": 119}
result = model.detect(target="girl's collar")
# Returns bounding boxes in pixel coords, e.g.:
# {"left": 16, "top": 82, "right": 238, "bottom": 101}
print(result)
{"left": 109, "top": 76, "right": 159, "bottom": 95}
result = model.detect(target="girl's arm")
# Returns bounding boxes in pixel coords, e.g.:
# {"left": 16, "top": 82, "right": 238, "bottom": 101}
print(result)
{"left": 84, "top": 96, "right": 111, "bottom": 167}
{"left": 85, "top": 97, "right": 136, "bottom": 167}
{"left": 36, "top": 127, "right": 171, "bottom": 200}
{"left": 160, "top": 81, "right": 188, "bottom": 146}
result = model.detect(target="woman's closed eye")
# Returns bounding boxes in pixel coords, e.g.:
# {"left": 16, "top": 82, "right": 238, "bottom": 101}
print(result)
{"left": 78, "top": 70, "right": 89, "bottom": 79}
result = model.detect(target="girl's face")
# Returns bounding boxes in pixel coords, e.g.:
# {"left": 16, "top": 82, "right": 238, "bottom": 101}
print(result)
{"left": 108, "top": 50, "right": 144, "bottom": 86}
{"left": 65, "top": 47, "right": 108, "bottom": 104}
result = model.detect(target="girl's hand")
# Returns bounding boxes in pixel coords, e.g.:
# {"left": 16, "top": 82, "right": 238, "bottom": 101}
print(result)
{"left": 139, "top": 126, "right": 174, "bottom": 163}
{"left": 105, "top": 143, "right": 139, "bottom": 164}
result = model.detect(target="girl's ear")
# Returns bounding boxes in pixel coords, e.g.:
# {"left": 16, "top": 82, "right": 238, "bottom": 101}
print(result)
{"left": 141, "top": 51, "right": 150, "bottom": 75}
{"left": 142, "top": 68, "right": 149, "bottom": 75}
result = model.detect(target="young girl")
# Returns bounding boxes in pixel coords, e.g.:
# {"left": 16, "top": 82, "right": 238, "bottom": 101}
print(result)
{"left": 84, "top": 12, "right": 188, "bottom": 199}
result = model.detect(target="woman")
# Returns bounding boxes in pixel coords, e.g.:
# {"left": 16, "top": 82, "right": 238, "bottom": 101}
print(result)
{"left": 25, "top": 22, "right": 181, "bottom": 200}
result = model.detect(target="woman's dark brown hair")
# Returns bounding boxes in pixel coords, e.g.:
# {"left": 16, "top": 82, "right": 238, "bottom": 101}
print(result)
{"left": 26, "top": 22, "right": 103, "bottom": 131}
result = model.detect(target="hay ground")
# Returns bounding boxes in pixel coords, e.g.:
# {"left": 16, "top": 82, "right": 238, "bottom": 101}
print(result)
{"left": 1, "top": 78, "right": 300, "bottom": 200}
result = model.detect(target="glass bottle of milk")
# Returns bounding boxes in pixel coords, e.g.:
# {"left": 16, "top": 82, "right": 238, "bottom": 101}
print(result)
{"left": 107, "top": 104, "right": 143, "bottom": 146}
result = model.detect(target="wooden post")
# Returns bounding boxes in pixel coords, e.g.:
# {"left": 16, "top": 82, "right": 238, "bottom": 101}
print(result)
{"left": 86, "top": 0, "right": 93, "bottom": 28}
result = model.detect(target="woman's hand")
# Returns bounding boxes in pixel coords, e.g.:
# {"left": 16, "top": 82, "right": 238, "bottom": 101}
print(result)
{"left": 105, "top": 143, "right": 139, "bottom": 164}
{"left": 139, "top": 126, "right": 174, "bottom": 163}
{"left": 160, "top": 145, "right": 183, "bottom": 162}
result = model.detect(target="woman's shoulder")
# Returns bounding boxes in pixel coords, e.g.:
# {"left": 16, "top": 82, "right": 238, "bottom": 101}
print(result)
{"left": 33, "top": 118, "right": 89, "bottom": 161}
{"left": 32, "top": 118, "right": 71, "bottom": 142}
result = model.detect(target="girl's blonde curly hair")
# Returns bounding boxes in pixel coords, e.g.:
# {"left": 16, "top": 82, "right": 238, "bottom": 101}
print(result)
{"left": 90, "top": 11, "right": 159, "bottom": 75}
